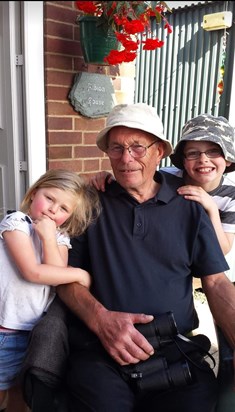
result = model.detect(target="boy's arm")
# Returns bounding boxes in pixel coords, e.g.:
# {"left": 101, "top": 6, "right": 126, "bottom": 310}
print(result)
{"left": 88, "top": 171, "right": 114, "bottom": 192}
{"left": 177, "top": 185, "right": 234, "bottom": 254}
{"left": 202, "top": 273, "right": 235, "bottom": 349}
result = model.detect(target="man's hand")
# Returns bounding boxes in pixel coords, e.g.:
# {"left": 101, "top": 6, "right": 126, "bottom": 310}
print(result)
{"left": 58, "top": 283, "right": 154, "bottom": 365}
{"left": 94, "top": 308, "right": 154, "bottom": 365}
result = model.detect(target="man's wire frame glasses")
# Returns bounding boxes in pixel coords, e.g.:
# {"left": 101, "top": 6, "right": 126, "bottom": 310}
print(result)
{"left": 106, "top": 140, "right": 159, "bottom": 159}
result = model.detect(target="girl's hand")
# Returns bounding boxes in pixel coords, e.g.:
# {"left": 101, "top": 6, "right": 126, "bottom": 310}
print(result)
{"left": 33, "top": 215, "right": 57, "bottom": 242}
{"left": 89, "top": 171, "right": 114, "bottom": 192}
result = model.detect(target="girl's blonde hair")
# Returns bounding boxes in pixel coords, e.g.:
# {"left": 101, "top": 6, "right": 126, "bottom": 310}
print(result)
{"left": 20, "top": 169, "right": 101, "bottom": 237}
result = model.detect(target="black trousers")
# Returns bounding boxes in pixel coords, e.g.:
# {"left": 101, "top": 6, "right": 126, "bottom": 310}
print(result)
{"left": 29, "top": 375, "right": 68, "bottom": 412}
{"left": 66, "top": 343, "right": 218, "bottom": 412}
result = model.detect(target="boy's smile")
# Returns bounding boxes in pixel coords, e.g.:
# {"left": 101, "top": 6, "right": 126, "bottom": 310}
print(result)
{"left": 183, "top": 141, "right": 231, "bottom": 191}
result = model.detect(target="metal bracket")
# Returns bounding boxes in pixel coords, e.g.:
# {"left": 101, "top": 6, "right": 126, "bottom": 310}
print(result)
{"left": 16, "top": 54, "right": 23, "bottom": 66}
{"left": 19, "top": 161, "right": 27, "bottom": 171}
{"left": 202, "top": 11, "right": 233, "bottom": 31}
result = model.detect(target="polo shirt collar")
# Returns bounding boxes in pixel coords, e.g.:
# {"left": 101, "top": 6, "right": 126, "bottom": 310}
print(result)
{"left": 154, "top": 171, "right": 181, "bottom": 203}
{"left": 104, "top": 170, "right": 181, "bottom": 204}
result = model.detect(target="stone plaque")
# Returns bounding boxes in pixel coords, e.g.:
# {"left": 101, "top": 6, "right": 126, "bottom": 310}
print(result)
{"left": 69, "top": 72, "right": 116, "bottom": 118}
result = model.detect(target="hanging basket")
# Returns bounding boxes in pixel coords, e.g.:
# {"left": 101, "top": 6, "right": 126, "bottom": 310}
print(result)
{"left": 78, "top": 16, "right": 120, "bottom": 65}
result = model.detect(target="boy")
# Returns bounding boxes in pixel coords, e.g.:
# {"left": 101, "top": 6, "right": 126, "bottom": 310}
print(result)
{"left": 163, "top": 113, "right": 235, "bottom": 412}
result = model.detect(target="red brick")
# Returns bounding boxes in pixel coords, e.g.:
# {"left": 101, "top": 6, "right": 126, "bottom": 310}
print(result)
{"left": 74, "top": 57, "right": 86, "bottom": 71}
{"left": 48, "top": 131, "right": 82, "bottom": 145}
{"left": 45, "top": 4, "right": 76, "bottom": 24}
{"left": 48, "top": 146, "right": 72, "bottom": 159}
{"left": 45, "top": 37, "right": 81, "bottom": 57}
{"left": 101, "top": 158, "right": 112, "bottom": 171}
{"left": 46, "top": 86, "right": 70, "bottom": 101}
{"left": 45, "top": 21, "right": 73, "bottom": 39}
{"left": 84, "top": 159, "right": 100, "bottom": 172}
{"left": 75, "top": 117, "right": 106, "bottom": 131}
{"left": 74, "top": 146, "right": 102, "bottom": 158}
{"left": 48, "top": 160, "right": 83, "bottom": 172}
{"left": 45, "top": 55, "right": 73, "bottom": 71}
{"left": 47, "top": 101, "right": 75, "bottom": 116}
{"left": 47, "top": 117, "right": 72, "bottom": 130}
{"left": 84, "top": 132, "right": 98, "bottom": 145}
{"left": 45, "top": 71, "right": 74, "bottom": 87}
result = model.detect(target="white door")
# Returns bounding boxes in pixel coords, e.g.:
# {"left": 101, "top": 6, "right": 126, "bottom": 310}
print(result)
{"left": 0, "top": 1, "right": 27, "bottom": 219}
{"left": 0, "top": 1, "right": 46, "bottom": 221}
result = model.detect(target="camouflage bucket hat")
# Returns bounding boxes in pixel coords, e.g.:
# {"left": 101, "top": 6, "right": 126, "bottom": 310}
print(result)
{"left": 170, "top": 114, "right": 235, "bottom": 173}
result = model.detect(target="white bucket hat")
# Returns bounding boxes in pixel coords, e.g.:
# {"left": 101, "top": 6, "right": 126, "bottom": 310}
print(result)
{"left": 96, "top": 103, "right": 173, "bottom": 158}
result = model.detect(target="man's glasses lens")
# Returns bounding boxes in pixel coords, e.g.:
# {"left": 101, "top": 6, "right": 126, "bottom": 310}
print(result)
{"left": 184, "top": 149, "right": 223, "bottom": 160}
{"left": 107, "top": 145, "right": 146, "bottom": 159}
{"left": 107, "top": 141, "right": 158, "bottom": 159}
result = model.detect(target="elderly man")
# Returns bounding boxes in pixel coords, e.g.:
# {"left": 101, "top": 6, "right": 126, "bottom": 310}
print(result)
{"left": 58, "top": 103, "right": 235, "bottom": 412}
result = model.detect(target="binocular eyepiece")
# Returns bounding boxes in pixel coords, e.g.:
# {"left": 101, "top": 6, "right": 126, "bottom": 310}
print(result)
{"left": 134, "top": 311, "right": 179, "bottom": 349}
{"left": 129, "top": 355, "right": 192, "bottom": 393}
{"left": 121, "top": 311, "right": 193, "bottom": 393}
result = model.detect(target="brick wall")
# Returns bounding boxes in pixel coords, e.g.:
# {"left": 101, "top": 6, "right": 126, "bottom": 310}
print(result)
{"left": 44, "top": 1, "right": 135, "bottom": 178}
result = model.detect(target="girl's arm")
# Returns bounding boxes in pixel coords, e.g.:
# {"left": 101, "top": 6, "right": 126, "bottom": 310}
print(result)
{"left": 3, "top": 230, "right": 91, "bottom": 287}
{"left": 177, "top": 185, "right": 234, "bottom": 254}
{"left": 33, "top": 216, "right": 68, "bottom": 266}
{"left": 89, "top": 171, "right": 114, "bottom": 192}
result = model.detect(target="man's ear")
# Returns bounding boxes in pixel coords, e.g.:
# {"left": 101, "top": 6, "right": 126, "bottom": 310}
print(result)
{"left": 226, "top": 160, "right": 232, "bottom": 168}
{"left": 157, "top": 142, "right": 167, "bottom": 159}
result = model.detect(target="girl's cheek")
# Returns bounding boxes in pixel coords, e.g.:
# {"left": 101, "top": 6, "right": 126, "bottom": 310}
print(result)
{"left": 30, "top": 198, "right": 46, "bottom": 215}
{"left": 55, "top": 214, "right": 69, "bottom": 227}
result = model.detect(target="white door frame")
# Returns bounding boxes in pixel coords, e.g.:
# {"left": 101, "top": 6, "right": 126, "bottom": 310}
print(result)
{"left": 22, "top": 1, "right": 46, "bottom": 185}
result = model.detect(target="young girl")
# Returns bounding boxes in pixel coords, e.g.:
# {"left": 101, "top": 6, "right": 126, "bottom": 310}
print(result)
{"left": 0, "top": 169, "right": 100, "bottom": 412}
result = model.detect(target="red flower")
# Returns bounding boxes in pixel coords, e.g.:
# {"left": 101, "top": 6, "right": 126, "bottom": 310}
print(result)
{"left": 142, "top": 38, "right": 164, "bottom": 50}
{"left": 164, "top": 22, "right": 173, "bottom": 34}
{"left": 75, "top": 1, "right": 172, "bottom": 65}
{"left": 123, "top": 20, "right": 145, "bottom": 35}
{"left": 115, "top": 32, "right": 139, "bottom": 51}
{"left": 104, "top": 49, "right": 135, "bottom": 65}
{"left": 75, "top": 1, "right": 98, "bottom": 15}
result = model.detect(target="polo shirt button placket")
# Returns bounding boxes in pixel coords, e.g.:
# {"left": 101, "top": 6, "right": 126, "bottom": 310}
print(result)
{"left": 133, "top": 207, "right": 144, "bottom": 237}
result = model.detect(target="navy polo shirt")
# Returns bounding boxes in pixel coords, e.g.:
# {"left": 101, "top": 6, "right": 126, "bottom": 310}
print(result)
{"left": 69, "top": 171, "right": 228, "bottom": 334}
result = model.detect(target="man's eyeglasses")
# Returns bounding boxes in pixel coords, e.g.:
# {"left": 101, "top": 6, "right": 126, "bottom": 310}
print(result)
{"left": 184, "top": 148, "right": 223, "bottom": 161}
{"left": 106, "top": 141, "right": 159, "bottom": 159}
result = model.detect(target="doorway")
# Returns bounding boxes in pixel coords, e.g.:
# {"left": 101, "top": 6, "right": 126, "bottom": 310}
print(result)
{"left": 0, "top": 1, "right": 26, "bottom": 219}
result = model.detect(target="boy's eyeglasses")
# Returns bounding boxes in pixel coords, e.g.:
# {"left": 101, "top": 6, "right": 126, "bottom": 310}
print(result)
{"left": 184, "top": 148, "right": 223, "bottom": 160}
{"left": 106, "top": 141, "right": 159, "bottom": 159}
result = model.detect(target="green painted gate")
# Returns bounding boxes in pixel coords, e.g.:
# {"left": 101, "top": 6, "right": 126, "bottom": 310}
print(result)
{"left": 135, "top": 1, "right": 235, "bottom": 166}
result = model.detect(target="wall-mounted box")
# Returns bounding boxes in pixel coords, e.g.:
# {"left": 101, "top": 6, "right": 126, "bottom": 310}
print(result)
{"left": 202, "top": 11, "right": 233, "bottom": 31}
